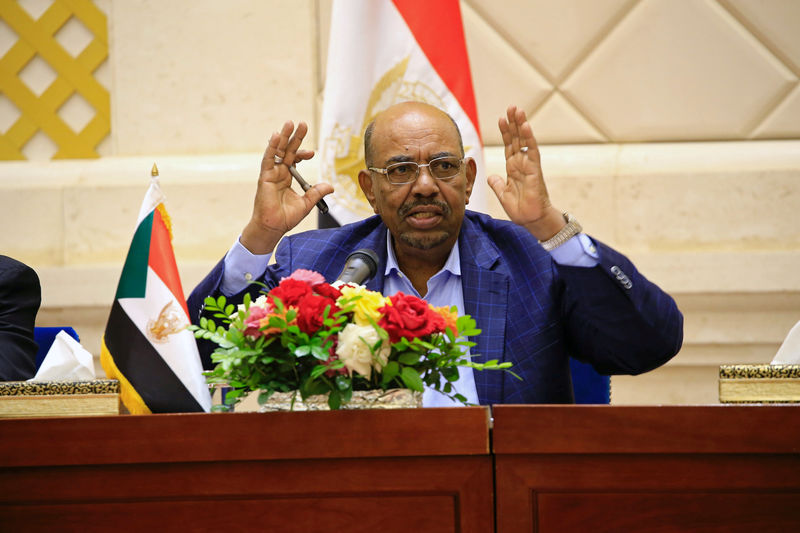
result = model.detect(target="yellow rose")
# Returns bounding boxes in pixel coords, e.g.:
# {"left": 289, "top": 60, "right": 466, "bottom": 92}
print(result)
{"left": 337, "top": 285, "right": 388, "bottom": 326}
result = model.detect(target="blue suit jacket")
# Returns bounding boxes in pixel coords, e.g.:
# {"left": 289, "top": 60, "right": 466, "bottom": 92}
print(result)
{"left": 188, "top": 211, "right": 683, "bottom": 404}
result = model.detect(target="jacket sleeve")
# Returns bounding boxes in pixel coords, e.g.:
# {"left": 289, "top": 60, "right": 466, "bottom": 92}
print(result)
{"left": 555, "top": 239, "right": 684, "bottom": 375}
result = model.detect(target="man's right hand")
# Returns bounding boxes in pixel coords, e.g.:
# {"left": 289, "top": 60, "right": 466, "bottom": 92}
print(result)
{"left": 240, "top": 121, "right": 334, "bottom": 255}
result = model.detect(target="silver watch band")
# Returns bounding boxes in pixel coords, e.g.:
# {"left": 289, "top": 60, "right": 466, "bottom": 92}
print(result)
{"left": 538, "top": 212, "right": 582, "bottom": 251}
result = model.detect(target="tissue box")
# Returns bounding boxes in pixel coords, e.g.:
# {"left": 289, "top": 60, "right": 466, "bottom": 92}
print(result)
{"left": 719, "top": 365, "right": 800, "bottom": 403}
{"left": 0, "top": 380, "right": 121, "bottom": 418}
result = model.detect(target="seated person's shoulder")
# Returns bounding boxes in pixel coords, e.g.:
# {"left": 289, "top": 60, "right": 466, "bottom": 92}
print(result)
{"left": 0, "top": 255, "right": 40, "bottom": 287}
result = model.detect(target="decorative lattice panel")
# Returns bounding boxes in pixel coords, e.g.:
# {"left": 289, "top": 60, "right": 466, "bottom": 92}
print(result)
{"left": 0, "top": 0, "right": 108, "bottom": 160}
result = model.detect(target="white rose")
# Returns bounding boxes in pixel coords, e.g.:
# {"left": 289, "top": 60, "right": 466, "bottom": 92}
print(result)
{"left": 336, "top": 324, "right": 390, "bottom": 379}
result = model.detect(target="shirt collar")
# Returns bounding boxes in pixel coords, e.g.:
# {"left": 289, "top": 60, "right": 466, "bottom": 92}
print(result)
{"left": 384, "top": 229, "right": 461, "bottom": 277}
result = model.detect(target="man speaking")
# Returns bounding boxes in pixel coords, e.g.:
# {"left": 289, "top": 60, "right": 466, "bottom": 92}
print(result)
{"left": 188, "top": 102, "right": 683, "bottom": 405}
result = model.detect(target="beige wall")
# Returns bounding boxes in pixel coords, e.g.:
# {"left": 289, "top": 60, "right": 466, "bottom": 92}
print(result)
{"left": 1, "top": 0, "right": 799, "bottom": 404}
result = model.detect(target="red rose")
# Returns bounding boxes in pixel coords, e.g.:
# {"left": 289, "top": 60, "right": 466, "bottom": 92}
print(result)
{"left": 268, "top": 278, "right": 312, "bottom": 308}
{"left": 296, "top": 293, "right": 339, "bottom": 335}
{"left": 378, "top": 292, "right": 443, "bottom": 344}
{"left": 313, "top": 282, "right": 342, "bottom": 301}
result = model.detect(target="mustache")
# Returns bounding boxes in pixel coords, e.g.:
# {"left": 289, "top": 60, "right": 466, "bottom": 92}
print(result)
{"left": 397, "top": 199, "right": 452, "bottom": 218}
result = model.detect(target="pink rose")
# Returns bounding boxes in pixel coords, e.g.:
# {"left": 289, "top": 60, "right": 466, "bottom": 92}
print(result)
{"left": 284, "top": 269, "right": 326, "bottom": 287}
{"left": 243, "top": 305, "right": 270, "bottom": 337}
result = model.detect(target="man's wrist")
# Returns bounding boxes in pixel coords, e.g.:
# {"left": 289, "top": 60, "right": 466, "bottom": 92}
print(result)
{"left": 240, "top": 220, "right": 283, "bottom": 255}
{"left": 539, "top": 212, "right": 582, "bottom": 251}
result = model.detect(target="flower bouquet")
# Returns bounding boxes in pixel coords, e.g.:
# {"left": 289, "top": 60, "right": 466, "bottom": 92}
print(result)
{"left": 191, "top": 269, "right": 514, "bottom": 410}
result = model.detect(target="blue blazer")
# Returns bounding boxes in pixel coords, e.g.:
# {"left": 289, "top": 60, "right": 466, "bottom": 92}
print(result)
{"left": 188, "top": 211, "right": 683, "bottom": 404}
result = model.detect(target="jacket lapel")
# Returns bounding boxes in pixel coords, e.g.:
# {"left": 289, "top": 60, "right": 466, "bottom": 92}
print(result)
{"left": 459, "top": 215, "right": 508, "bottom": 405}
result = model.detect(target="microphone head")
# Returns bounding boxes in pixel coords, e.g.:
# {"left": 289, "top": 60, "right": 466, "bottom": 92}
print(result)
{"left": 337, "top": 248, "right": 379, "bottom": 285}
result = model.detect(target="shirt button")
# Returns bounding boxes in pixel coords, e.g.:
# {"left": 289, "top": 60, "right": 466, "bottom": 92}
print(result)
{"left": 244, "top": 272, "right": 253, "bottom": 281}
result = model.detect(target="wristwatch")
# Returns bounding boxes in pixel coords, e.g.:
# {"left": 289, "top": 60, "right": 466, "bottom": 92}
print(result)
{"left": 538, "top": 212, "right": 582, "bottom": 251}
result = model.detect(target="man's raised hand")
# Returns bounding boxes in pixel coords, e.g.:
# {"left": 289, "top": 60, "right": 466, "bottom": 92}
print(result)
{"left": 241, "top": 121, "right": 333, "bottom": 254}
{"left": 487, "top": 105, "right": 565, "bottom": 241}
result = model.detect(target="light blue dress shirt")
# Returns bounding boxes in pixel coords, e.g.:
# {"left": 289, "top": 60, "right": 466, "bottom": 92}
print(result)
{"left": 220, "top": 229, "right": 599, "bottom": 406}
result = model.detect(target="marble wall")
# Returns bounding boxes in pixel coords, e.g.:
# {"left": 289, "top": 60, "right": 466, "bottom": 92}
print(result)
{"left": 1, "top": 0, "right": 799, "bottom": 403}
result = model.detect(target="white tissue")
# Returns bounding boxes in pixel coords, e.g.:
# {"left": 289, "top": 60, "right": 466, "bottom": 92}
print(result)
{"left": 772, "top": 320, "right": 800, "bottom": 365}
{"left": 29, "top": 330, "right": 96, "bottom": 381}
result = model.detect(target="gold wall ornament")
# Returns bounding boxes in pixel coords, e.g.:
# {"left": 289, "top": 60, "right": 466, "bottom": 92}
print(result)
{"left": 0, "top": 0, "right": 109, "bottom": 160}
{"left": 319, "top": 56, "right": 447, "bottom": 219}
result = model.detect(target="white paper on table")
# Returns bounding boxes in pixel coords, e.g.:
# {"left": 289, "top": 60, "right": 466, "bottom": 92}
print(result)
{"left": 772, "top": 320, "right": 800, "bottom": 364}
{"left": 29, "top": 330, "right": 96, "bottom": 381}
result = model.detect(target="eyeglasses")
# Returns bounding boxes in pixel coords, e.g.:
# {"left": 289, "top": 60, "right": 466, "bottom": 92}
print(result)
{"left": 368, "top": 156, "right": 464, "bottom": 185}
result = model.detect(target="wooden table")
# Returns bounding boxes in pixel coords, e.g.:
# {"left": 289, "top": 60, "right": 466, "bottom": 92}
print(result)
{"left": 493, "top": 405, "right": 800, "bottom": 533}
{"left": 4, "top": 405, "right": 800, "bottom": 532}
{"left": 0, "top": 407, "right": 492, "bottom": 533}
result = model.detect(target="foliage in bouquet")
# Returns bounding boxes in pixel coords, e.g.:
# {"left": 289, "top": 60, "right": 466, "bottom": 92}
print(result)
{"left": 191, "top": 269, "right": 514, "bottom": 410}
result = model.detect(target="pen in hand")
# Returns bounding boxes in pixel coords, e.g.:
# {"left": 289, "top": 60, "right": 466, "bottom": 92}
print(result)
{"left": 288, "top": 164, "right": 329, "bottom": 215}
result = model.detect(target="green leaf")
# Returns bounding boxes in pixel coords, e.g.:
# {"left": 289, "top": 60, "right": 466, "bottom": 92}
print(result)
{"left": 294, "top": 345, "right": 311, "bottom": 357}
{"left": 335, "top": 375, "right": 350, "bottom": 391}
{"left": 340, "top": 386, "right": 352, "bottom": 403}
{"left": 443, "top": 367, "right": 460, "bottom": 382}
{"left": 400, "top": 366, "right": 424, "bottom": 392}
{"left": 257, "top": 390, "right": 274, "bottom": 405}
{"left": 310, "top": 364, "right": 329, "bottom": 379}
{"left": 397, "top": 352, "right": 421, "bottom": 365}
{"left": 328, "top": 390, "right": 342, "bottom": 410}
{"left": 311, "top": 345, "right": 329, "bottom": 361}
{"left": 381, "top": 361, "right": 399, "bottom": 385}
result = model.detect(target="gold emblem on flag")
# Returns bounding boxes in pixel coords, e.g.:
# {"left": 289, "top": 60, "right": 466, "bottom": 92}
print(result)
{"left": 320, "top": 57, "right": 444, "bottom": 218}
{"left": 147, "top": 301, "right": 187, "bottom": 343}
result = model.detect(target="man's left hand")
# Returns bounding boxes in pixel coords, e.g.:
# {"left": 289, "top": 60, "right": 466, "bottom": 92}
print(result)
{"left": 488, "top": 105, "right": 566, "bottom": 241}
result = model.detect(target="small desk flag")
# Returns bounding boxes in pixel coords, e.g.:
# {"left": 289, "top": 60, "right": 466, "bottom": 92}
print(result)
{"left": 101, "top": 166, "right": 211, "bottom": 414}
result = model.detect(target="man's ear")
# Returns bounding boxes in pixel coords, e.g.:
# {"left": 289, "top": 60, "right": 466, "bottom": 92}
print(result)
{"left": 358, "top": 169, "right": 379, "bottom": 213}
{"left": 464, "top": 157, "right": 477, "bottom": 205}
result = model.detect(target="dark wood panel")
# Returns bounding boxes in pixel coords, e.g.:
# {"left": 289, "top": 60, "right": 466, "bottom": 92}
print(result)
{"left": 496, "top": 454, "right": 800, "bottom": 491}
{"left": 0, "top": 495, "right": 456, "bottom": 533}
{"left": 537, "top": 492, "right": 800, "bottom": 533}
{"left": 493, "top": 406, "right": 800, "bottom": 533}
{"left": 0, "top": 407, "right": 489, "bottom": 467}
{"left": 492, "top": 405, "right": 800, "bottom": 454}
{"left": 0, "top": 457, "right": 489, "bottom": 503}
{"left": 0, "top": 411, "right": 493, "bottom": 533}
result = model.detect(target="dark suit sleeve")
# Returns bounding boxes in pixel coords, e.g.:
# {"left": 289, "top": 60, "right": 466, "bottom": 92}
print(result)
{"left": 555, "top": 239, "right": 683, "bottom": 375}
{"left": 0, "top": 257, "right": 41, "bottom": 381}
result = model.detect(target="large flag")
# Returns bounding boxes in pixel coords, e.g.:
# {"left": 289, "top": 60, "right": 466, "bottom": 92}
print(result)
{"left": 318, "top": 0, "right": 486, "bottom": 225}
{"left": 101, "top": 167, "right": 211, "bottom": 414}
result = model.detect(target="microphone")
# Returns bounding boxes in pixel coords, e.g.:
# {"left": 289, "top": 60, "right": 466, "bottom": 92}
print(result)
{"left": 336, "top": 249, "right": 379, "bottom": 285}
